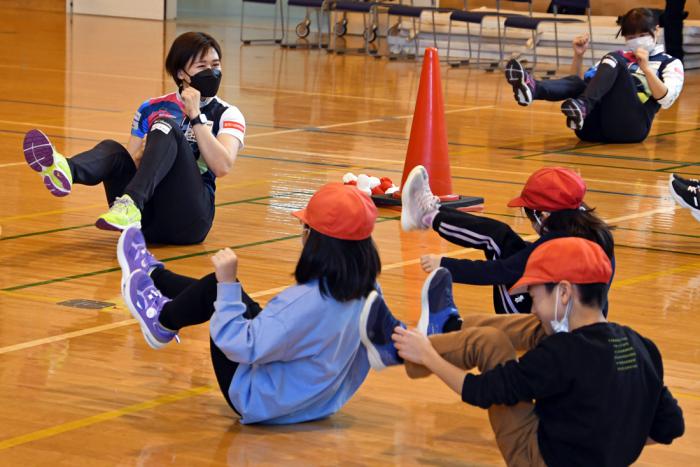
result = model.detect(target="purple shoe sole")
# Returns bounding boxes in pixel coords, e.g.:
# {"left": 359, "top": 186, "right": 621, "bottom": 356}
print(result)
{"left": 24, "top": 129, "right": 71, "bottom": 196}
{"left": 95, "top": 218, "right": 123, "bottom": 232}
{"left": 23, "top": 129, "right": 54, "bottom": 172}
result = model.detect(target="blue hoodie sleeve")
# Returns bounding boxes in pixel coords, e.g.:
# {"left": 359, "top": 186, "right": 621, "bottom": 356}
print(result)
{"left": 210, "top": 282, "right": 289, "bottom": 365}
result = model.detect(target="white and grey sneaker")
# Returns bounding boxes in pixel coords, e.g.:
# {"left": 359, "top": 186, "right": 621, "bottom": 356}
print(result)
{"left": 401, "top": 165, "right": 441, "bottom": 231}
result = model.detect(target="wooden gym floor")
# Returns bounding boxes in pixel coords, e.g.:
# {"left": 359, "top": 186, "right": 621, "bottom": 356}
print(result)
{"left": 0, "top": 7, "right": 698, "bottom": 466}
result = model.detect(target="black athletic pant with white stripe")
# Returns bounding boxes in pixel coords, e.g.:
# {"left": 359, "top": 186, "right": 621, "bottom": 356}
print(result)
{"left": 432, "top": 207, "right": 530, "bottom": 314}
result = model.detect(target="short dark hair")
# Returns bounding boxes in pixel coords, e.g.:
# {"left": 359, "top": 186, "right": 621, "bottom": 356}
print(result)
{"left": 616, "top": 8, "right": 658, "bottom": 39}
{"left": 165, "top": 32, "right": 222, "bottom": 88}
{"left": 545, "top": 282, "right": 608, "bottom": 309}
{"left": 523, "top": 203, "right": 615, "bottom": 260}
{"left": 295, "top": 228, "right": 381, "bottom": 302}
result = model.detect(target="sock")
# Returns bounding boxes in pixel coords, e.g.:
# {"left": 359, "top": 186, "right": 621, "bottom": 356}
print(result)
{"left": 443, "top": 315, "right": 463, "bottom": 333}
{"left": 422, "top": 210, "right": 439, "bottom": 229}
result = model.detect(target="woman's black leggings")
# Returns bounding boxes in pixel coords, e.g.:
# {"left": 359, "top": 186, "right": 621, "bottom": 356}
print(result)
{"left": 67, "top": 117, "right": 215, "bottom": 244}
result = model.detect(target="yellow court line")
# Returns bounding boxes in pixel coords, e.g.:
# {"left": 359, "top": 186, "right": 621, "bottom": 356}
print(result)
{"left": 0, "top": 204, "right": 681, "bottom": 356}
{"left": 0, "top": 162, "right": 25, "bottom": 168}
{"left": 615, "top": 261, "right": 700, "bottom": 288}
{"left": 0, "top": 203, "right": 106, "bottom": 223}
{"left": 0, "top": 385, "right": 214, "bottom": 451}
{"left": 0, "top": 207, "right": 695, "bottom": 448}
{"left": 0, "top": 320, "right": 137, "bottom": 355}
{"left": 0, "top": 290, "right": 73, "bottom": 306}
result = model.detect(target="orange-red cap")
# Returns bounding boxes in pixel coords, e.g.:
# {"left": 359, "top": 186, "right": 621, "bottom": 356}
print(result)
{"left": 509, "top": 237, "right": 612, "bottom": 294}
{"left": 292, "top": 183, "right": 378, "bottom": 241}
{"left": 507, "top": 167, "right": 586, "bottom": 211}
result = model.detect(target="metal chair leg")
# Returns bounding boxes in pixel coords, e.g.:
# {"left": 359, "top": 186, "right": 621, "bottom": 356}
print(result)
{"left": 476, "top": 22, "right": 483, "bottom": 68}
{"left": 447, "top": 19, "right": 454, "bottom": 65}
{"left": 553, "top": 6, "right": 560, "bottom": 70}
{"left": 466, "top": 22, "right": 472, "bottom": 64}
{"left": 240, "top": 1, "right": 246, "bottom": 43}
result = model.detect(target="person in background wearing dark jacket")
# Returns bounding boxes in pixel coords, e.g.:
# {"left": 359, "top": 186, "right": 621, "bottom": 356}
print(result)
{"left": 400, "top": 165, "right": 614, "bottom": 318}
{"left": 382, "top": 237, "right": 684, "bottom": 467}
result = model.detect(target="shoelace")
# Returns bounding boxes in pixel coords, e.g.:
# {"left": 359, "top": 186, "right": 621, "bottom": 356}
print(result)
{"left": 525, "top": 73, "right": 536, "bottom": 89}
{"left": 687, "top": 186, "right": 698, "bottom": 194}
{"left": 112, "top": 196, "right": 133, "bottom": 215}
{"left": 141, "top": 286, "right": 181, "bottom": 343}
{"left": 130, "top": 240, "right": 153, "bottom": 268}
{"left": 419, "top": 183, "right": 440, "bottom": 214}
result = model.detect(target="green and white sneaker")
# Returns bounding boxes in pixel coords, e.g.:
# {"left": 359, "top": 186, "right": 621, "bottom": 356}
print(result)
{"left": 95, "top": 194, "right": 142, "bottom": 231}
{"left": 23, "top": 129, "right": 73, "bottom": 197}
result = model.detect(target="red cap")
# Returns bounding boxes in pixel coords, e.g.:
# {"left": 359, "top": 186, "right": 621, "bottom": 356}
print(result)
{"left": 507, "top": 167, "right": 586, "bottom": 211}
{"left": 292, "top": 183, "right": 378, "bottom": 241}
{"left": 510, "top": 237, "right": 612, "bottom": 294}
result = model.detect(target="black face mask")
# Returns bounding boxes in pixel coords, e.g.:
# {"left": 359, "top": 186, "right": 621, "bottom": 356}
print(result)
{"left": 185, "top": 68, "right": 222, "bottom": 98}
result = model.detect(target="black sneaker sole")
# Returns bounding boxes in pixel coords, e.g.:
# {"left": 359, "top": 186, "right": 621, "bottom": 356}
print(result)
{"left": 504, "top": 59, "right": 532, "bottom": 107}
{"left": 561, "top": 99, "right": 585, "bottom": 130}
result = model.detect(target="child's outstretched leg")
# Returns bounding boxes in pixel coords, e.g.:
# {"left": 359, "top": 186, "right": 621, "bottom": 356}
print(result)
{"left": 405, "top": 326, "right": 545, "bottom": 466}
{"left": 118, "top": 227, "right": 261, "bottom": 348}
{"left": 401, "top": 165, "right": 527, "bottom": 259}
{"left": 360, "top": 269, "right": 462, "bottom": 370}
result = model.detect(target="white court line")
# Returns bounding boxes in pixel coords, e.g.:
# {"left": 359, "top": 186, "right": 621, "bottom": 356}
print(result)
{"left": 0, "top": 64, "right": 467, "bottom": 108}
{"left": 0, "top": 105, "right": 492, "bottom": 153}
{"left": 244, "top": 144, "right": 671, "bottom": 190}
{"left": 0, "top": 204, "right": 681, "bottom": 355}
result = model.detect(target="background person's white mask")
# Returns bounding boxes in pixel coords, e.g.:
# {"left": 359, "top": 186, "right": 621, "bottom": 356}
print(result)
{"left": 626, "top": 35, "right": 656, "bottom": 53}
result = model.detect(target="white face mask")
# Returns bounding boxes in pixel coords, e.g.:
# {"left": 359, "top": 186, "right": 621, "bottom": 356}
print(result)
{"left": 550, "top": 284, "right": 574, "bottom": 334}
{"left": 626, "top": 35, "right": 656, "bottom": 53}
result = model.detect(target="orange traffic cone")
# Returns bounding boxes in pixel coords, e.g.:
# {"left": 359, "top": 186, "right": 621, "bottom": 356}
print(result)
{"left": 371, "top": 48, "right": 482, "bottom": 211}
{"left": 396, "top": 47, "right": 457, "bottom": 201}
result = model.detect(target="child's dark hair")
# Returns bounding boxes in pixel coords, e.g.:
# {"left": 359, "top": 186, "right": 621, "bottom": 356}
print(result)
{"left": 523, "top": 203, "right": 615, "bottom": 259}
{"left": 295, "top": 228, "right": 381, "bottom": 302}
{"left": 616, "top": 8, "right": 658, "bottom": 39}
{"left": 545, "top": 283, "right": 608, "bottom": 309}
{"left": 165, "top": 32, "right": 222, "bottom": 88}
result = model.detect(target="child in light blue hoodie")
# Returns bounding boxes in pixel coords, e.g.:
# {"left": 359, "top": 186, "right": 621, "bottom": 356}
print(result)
{"left": 117, "top": 183, "right": 381, "bottom": 424}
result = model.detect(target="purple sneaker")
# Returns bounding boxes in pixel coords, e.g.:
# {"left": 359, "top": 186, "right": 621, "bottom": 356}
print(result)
{"left": 418, "top": 268, "right": 461, "bottom": 336}
{"left": 359, "top": 291, "right": 405, "bottom": 370}
{"left": 123, "top": 270, "right": 177, "bottom": 349}
{"left": 561, "top": 98, "right": 588, "bottom": 131}
{"left": 505, "top": 59, "right": 536, "bottom": 106}
{"left": 117, "top": 227, "right": 163, "bottom": 285}
{"left": 22, "top": 129, "right": 73, "bottom": 197}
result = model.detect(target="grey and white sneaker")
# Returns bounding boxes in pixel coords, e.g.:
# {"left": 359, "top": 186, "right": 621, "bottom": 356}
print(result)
{"left": 401, "top": 165, "right": 441, "bottom": 231}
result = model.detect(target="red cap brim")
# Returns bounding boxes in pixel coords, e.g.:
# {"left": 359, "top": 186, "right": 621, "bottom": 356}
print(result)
{"left": 507, "top": 196, "right": 527, "bottom": 208}
{"left": 292, "top": 208, "right": 307, "bottom": 224}
{"left": 509, "top": 273, "right": 551, "bottom": 295}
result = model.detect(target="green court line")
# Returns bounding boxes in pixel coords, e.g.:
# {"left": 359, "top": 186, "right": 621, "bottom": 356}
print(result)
{"left": 557, "top": 151, "right": 685, "bottom": 165}
{"left": 0, "top": 193, "right": 311, "bottom": 244}
{"left": 511, "top": 156, "right": 679, "bottom": 173}
{"left": 1, "top": 234, "right": 301, "bottom": 292}
{"left": 0, "top": 216, "right": 399, "bottom": 293}
{"left": 511, "top": 127, "right": 700, "bottom": 162}
{"left": 657, "top": 163, "right": 700, "bottom": 173}
{"left": 481, "top": 211, "right": 700, "bottom": 241}
{"left": 0, "top": 224, "right": 93, "bottom": 242}
{"left": 615, "top": 242, "right": 700, "bottom": 257}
